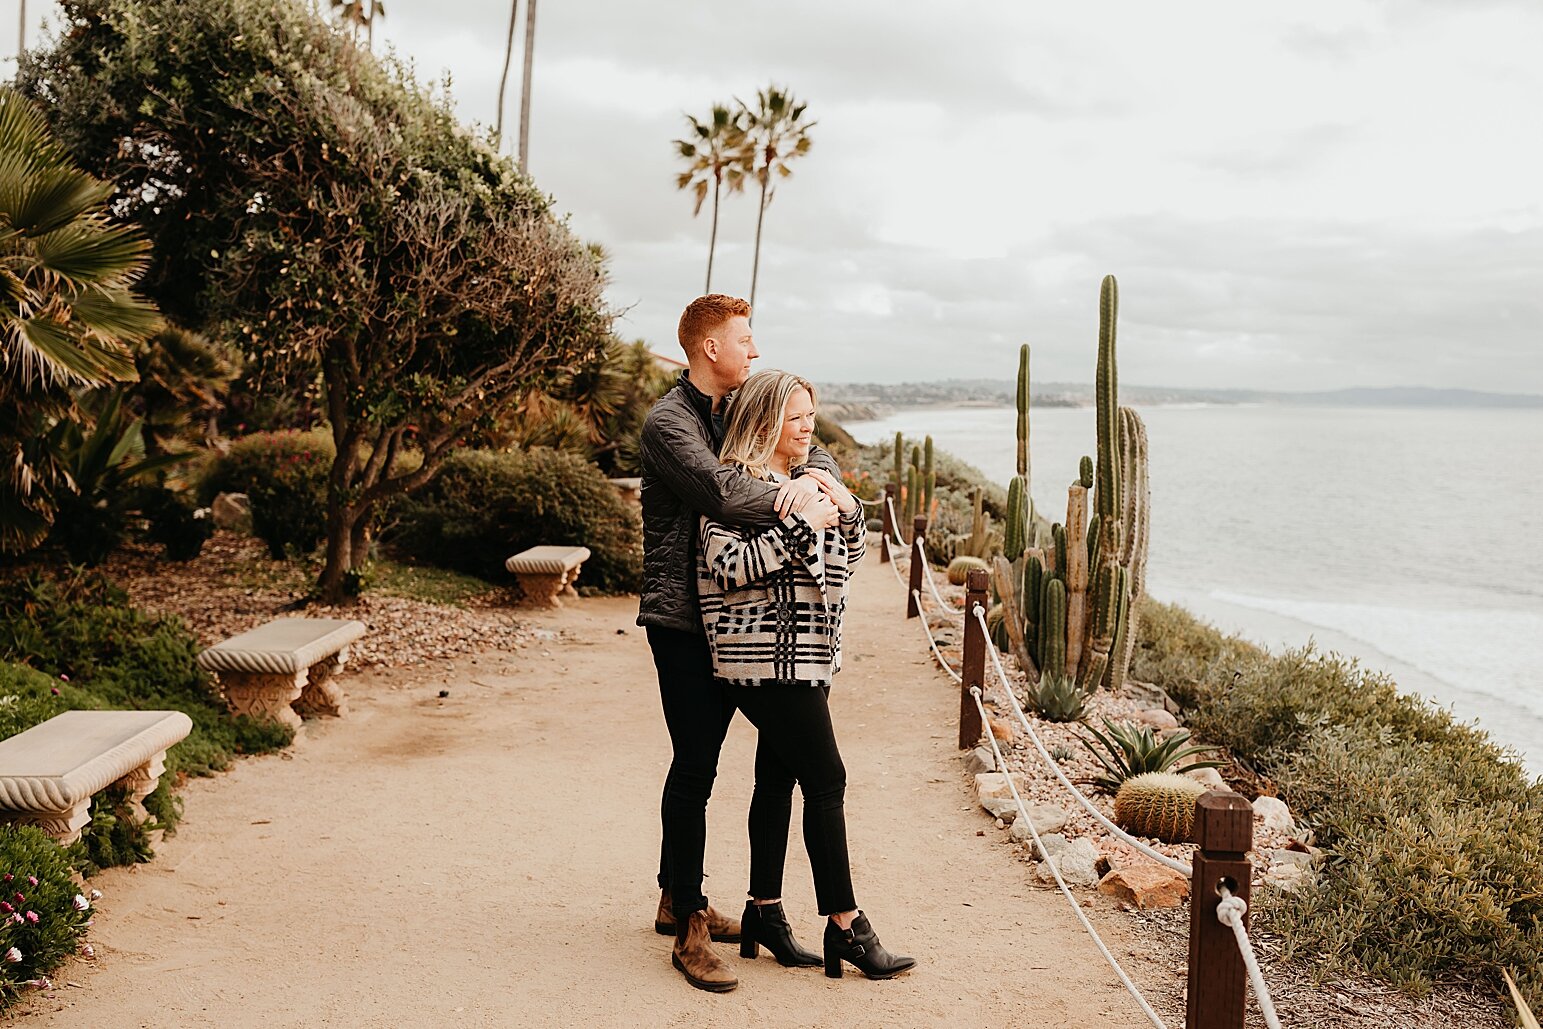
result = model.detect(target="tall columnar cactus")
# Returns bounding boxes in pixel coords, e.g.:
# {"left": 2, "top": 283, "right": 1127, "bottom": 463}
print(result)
{"left": 893, "top": 432, "right": 904, "bottom": 495}
{"left": 923, "top": 436, "right": 935, "bottom": 516}
{"left": 1001, "top": 275, "right": 1150, "bottom": 695}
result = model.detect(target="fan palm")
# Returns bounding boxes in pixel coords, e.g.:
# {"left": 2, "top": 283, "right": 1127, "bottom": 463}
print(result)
{"left": 674, "top": 104, "right": 746, "bottom": 294}
{"left": 494, "top": 0, "right": 520, "bottom": 149}
{"left": 517, "top": 0, "right": 537, "bottom": 171}
{"left": 0, "top": 87, "right": 155, "bottom": 394}
{"left": 738, "top": 86, "right": 814, "bottom": 313}
{"left": 0, "top": 86, "right": 157, "bottom": 553}
{"left": 329, "top": 0, "right": 385, "bottom": 46}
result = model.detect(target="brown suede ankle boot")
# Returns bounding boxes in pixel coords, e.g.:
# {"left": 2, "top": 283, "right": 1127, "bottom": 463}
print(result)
{"left": 654, "top": 889, "right": 742, "bottom": 942}
{"left": 671, "top": 910, "right": 737, "bottom": 993}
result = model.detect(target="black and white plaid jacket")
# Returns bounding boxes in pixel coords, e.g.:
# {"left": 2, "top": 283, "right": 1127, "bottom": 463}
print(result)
{"left": 697, "top": 503, "right": 867, "bottom": 687}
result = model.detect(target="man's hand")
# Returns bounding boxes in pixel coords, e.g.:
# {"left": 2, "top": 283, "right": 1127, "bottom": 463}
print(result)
{"left": 801, "top": 468, "right": 858, "bottom": 516}
{"left": 802, "top": 494, "right": 841, "bottom": 531}
{"left": 773, "top": 475, "right": 824, "bottom": 518}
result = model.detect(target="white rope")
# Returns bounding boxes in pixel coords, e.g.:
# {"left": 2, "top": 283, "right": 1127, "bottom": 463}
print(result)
{"left": 969, "top": 686, "right": 1170, "bottom": 1029}
{"left": 880, "top": 533, "right": 907, "bottom": 584}
{"left": 913, "top": 537, "right": 951, "bottom": 607}
{"left": 858, "top": 495, "right": 883, "bottom": 508}
{"left": 1217, "top": 887, "right": 1283, "bottom": 1029}
{"left": 883, "top": 496, "right": 909, "bottom": 548}
{"left": 971, "top": 605, "right": 1193, "bottom": 877}
{"left": 912, "top": 589, "right": 963, "bottom": 682}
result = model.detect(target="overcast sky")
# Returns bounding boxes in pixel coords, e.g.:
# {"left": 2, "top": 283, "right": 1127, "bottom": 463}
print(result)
{"left": 9, "top": 1, "right": 1542, "bottom": 392}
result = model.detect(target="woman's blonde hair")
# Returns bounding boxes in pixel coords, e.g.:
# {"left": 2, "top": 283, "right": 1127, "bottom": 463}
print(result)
{"left": 720, "top": 370, "right": 818, "bottom": 480}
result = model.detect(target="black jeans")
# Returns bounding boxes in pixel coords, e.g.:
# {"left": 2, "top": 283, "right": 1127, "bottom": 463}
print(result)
{"left": 729, "top": 682, "right": 857, "bottom": 916}
{"left": 649, "top": 626, "right": 737, "bottom": 920}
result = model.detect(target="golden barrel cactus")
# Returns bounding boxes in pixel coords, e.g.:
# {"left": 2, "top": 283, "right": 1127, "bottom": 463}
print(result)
{"left": 1113, "top": 772, "right": 1209, "bottom": 844}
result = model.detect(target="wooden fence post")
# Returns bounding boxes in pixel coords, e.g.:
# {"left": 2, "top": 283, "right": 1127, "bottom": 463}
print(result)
{"left": 959, "top": 568, "right": 989, "bottom": 749}
{"left": 880, "top": 484, "right": 896, "bottom": 563}
{"left": 1187, "top": 790, "right": 1254, "bottom": 1029}
{"left": 906, "top": 515, "right": 927, "bottom": 618}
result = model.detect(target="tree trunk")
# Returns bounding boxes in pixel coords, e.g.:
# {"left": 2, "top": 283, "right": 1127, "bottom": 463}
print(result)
{"left": 17, "top": 0, "right": 25, "bottom": 61}
{"left": 705, "top": 173, "right": 721, "bottom": 293}
{"left": 517, "top": 0, "right": 537, "bottom": 173}
{"left": 316, "top": 502, "right": 359, "bottom": 605}
{"left": 748, "top": 179, "right": 769, "bottom": 316}
{"left": 494, "top": 0, "right": 519, "bottom": 149}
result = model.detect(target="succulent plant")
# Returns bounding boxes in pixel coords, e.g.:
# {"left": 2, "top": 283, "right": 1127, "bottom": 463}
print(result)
{"left": 1077, "top": 718, "right": 1223, "bottom": 793}
{"left": 1029, "top": 672, "right": 1089, "bottom": 723}
{"left": 947, "top": 555, "right": 989, "bottom": 586}
{"left": 1113, "top": 772, "right": 1208, "bottom": 843}
{"left": 1049, "top": 743, "right": 1074, "bottom": 763}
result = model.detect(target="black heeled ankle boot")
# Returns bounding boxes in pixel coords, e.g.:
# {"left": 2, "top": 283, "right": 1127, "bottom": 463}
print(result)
{"left": 823, "top": 911, "right": 916, "bottom": 980}
{"left": 739, "top": 901, "right": 821, "bottom": 967}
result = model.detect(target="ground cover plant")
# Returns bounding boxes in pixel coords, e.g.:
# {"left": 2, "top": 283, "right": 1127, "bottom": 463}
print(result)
{"left": 0, "top": 824, "right": 95, "bottom": 1008}
{"left": 1131, "top": 597, "right": 1543, "bottom": 1009}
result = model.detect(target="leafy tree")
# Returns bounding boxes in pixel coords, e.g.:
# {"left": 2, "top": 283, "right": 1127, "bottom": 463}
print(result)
{"left": 738, "top": 86, "right": 815, "bottom": 313}
{"left": 0, "top": 86, "right": 158, "bottom": 553}
{"left": 22, "top": 0, "right": 611, "bottom": 601}
{"left": 674, "top": 104, "right": 748, "bottom": 293}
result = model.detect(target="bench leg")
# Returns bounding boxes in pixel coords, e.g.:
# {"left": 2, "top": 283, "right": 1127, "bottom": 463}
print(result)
{"left": 517, "top": 572, "right": 567, "bottom": 608}
{"left": 116, "top": 751, "right": 168, "bottom": 823}
{"left": 561, "top": 566, "right": 582, "bottom": 599}
{"left": 221, "top": 670, "right": 306, "bottom": 732}
{"left": 295, "top": 648, "right": 350, "bottom": 719}
{"left": 13, "top": 800, "right": 92, "bottom": 846}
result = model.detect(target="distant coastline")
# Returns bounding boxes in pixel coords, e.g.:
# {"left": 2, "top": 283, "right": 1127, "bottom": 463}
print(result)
{"left": 821, "top": 380, "right": 1543, "bottom": 421}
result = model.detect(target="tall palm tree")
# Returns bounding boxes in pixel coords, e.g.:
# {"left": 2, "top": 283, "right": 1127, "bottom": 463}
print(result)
{"left": 16, "top": 1, "right": 24, "bottom": 63}
{"left": 0, "top": 87, "right": 158, "bottom": 552}
{"left": 517, "top": 0, "right": 537, "bottom": 172}
{"left": 673, "top": 104, "right": 748, "bottom": 294}
{"left": 329, "top": 0, "right": 385, "bottom": 46}
{"left": 494, "top": 0, "right": 520, "bottom": 150}
{"left": 739, "top": 86, "right": 815, "bottom": 314}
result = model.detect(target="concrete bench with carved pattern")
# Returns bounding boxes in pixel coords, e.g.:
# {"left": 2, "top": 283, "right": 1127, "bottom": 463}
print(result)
{"left": 0, "top": 710, "right": 192, "bottom": 844}
{"left": 197, "top": 618, "right": 366, "bottom": 731}
{"left": 505, "top": 545, "right": 591, "bottom": 607}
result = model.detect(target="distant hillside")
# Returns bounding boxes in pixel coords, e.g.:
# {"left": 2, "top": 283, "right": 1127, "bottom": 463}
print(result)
{"left": 820, "top": 381, "right": 1543, "bottom": 414}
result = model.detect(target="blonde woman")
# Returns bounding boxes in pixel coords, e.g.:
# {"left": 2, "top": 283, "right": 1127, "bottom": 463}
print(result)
{"left": 698, "top": 369, "right": 916, "bottom": 981}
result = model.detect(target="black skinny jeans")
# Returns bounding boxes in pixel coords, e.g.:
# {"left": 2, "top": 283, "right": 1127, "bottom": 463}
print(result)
{"left": 649, "top": 628, "right": 856, "bottom": 919}
{"left": 729, "top": 682, "right": 856, "bottom": 916}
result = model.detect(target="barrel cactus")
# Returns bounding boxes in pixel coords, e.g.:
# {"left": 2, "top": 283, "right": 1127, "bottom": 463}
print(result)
{"left": 947, "top": 555, "right": 989, "bottom": 586}
{"left": 1113, "top": 772, "right": 1208, "bottom": 844}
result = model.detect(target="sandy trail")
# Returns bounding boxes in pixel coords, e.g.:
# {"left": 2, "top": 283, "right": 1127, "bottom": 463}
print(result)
{"left": 9, "top": 562, "right": 1175, "bottom": 1028}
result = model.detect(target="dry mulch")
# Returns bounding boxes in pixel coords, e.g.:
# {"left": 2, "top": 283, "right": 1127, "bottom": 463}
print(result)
{"left": 103, "top": 532, "right": 537, "bottom": 668}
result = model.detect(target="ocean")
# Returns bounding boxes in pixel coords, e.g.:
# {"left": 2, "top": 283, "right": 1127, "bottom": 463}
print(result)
{"left": 844, "top": 404, "right": 1543, "bottom": 776}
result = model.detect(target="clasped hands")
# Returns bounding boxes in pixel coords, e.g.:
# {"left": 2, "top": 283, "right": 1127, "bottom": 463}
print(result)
{"left": 774, "top": 469, "right": 857, "bottom": 531}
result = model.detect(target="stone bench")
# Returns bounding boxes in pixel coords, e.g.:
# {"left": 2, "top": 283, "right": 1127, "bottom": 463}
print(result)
{"left": 505, "top": 545, "right": 591, "bottom": 608}
{"left": 0, "top": 710, "right": 192, "bottom": 844}
{"left": 197, "top": 618, "right": 367, "bottom": 731}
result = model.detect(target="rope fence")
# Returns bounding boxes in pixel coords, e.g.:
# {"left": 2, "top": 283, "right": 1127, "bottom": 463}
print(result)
{"left": 866, "top": 504, "right": 1282, "bottom": 1029}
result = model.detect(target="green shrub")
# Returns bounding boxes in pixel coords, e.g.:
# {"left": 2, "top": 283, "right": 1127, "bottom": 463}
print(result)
{"left": 200, "top": 430, "right": 333, "bottom": 558}
{"left": 389, "top": 448, "right": 642, "bottom": 593}
{"left": 142, "top": 487, "right": 215, "bottom": 561}
{"left": 0, "top": 825, "right": 95, "bottom": 1007}
{"left": 1133, "top": 597, "right": 1543, "bottom": 1009}
{"left": 0, "top": 574, "right": 292, "bottom": 783}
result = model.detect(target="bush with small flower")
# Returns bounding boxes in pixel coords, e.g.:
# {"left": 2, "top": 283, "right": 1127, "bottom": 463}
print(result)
{"left": 198, "top": 429, "right": 335, "bottom": 559}
{"left": 0, "top": 826, "right": 94, "bottom": 1010}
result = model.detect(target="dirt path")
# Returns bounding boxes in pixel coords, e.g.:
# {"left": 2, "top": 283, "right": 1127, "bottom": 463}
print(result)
{"left": 10, "top": 562, "right": 1177, "bottom": 1028}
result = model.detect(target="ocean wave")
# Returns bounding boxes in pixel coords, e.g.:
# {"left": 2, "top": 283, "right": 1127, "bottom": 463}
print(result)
{"left": 1209, "top": 589, "right": 1543, "bottom": 720}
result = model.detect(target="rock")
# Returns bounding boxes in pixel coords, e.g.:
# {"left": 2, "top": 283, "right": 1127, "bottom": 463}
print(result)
{"left": 1132, "top": 708, "right": 1179, "bottom": 731}
{"left": 988, "top": 716, "right": 1015, "bottom": 744}
{"left": 1262, "top": 862, "right": 1309, "bottom": 893}
{"left": 1252, "top": 795, "right": 1296, "bottom": 834}
{"left": 1266, "top": 847, "right": 1320, "bottom": 870}
{"left": 1029, "top": 835, "right": 1100, "bottom": 886}
{"left": 1098, "top": 863, "right": 1191, "bottom": 909}
{"left": 964, "top": 746, "right": 996, "bottom": 775}
{"left": 1094, "top": 839, "right": 1146, "bottom": 877}
{"left": 1009, "top": 804, "right": 1070, "bottom": 843}
{"left": 1122, "top": 679, "right": 1181, "bottom": 715}
{"left": 982, "top": 796, "right": 1019, "bottom": 822}
{"left": 211, "top": 492, "right": 253, "bottom": 532}
{"left": 1186, "top": 767, "right": 1227, "bottom": 790}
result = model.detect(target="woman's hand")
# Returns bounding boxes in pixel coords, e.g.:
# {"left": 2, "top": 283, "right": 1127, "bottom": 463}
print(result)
{"left": 802, "top": 494, "right": 841, "bottom": 530}
{"left": 801, "top": 468, "right": 857, "bottom": 516}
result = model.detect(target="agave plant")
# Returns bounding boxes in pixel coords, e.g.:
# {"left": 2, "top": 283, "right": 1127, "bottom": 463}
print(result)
{"left": 1028, "top": 672, "right": 1090, "bottom": 723}
{"left": 1077, "top": 717, "right": 1224, "bottom": 793}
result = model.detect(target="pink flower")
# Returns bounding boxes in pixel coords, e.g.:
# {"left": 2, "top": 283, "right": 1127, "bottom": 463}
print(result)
{"left": 12, "top": 892, "right": 23, "bottom": 904}
{"left": 80, "top": 943, "right": 94, "bottom": 959}
{"left": 4, "top": 947, "right": 20, "bottom": 963}
{"left": 1, "top": 902, "right": 12, "bottom": 914}
{"left": 24, "top": 977, "right": 51, "bottom": 991}
{"left": 25, "top": 877, "right": 36, "bottom": 887}
{"left": 24, "top": 911, "right": 38, "bottom": 923}
{"left": 89, "top": 889, "right": 101, "bottom": 901}
{"left": 9, "top": 913, "right": 20, "bottom": 924}
{"left": 72, "top": 895, "right": 89, "bottom": 912}
{"left": 58, "top": 674, "right": 68, "bottom": 682}
{"left": 49, "top": 688, "right": 58, "bottom": 696}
